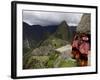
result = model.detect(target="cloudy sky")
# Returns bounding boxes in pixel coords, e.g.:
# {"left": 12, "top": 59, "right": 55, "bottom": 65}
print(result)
{"left": 23, "top": 10, "right": 83, "bottom": 26}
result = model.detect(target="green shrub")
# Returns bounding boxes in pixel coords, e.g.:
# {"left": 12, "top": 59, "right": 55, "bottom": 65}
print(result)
{"left": 59, "top": 58, "right": 77, "bottom": 67}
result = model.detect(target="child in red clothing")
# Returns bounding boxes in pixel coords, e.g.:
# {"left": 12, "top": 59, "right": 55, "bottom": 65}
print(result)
{"left": 79, "top": 35, "right": 90, "bottom": 66}
{"left": 72, "top": 33, "right": 90, "bottom": 66}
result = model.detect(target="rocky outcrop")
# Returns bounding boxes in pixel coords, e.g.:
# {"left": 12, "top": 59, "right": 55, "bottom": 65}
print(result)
{"left": 31, "top": 45, "right": 53, "bottom": 56}
{"left": 23, "top": 39, "right": 30, "bottom": 49}
{"left": 76, "top": 14, "right": 91, "bottom": 34}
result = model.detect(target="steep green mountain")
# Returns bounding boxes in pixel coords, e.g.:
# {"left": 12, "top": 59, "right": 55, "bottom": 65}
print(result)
{"left": 54, "top": 21, "right": 71, "bottom": 41}
{"left": 41, "top": 21, "right": 70, "bottom": 48}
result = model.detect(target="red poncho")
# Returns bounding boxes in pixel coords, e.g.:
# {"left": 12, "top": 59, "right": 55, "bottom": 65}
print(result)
{"left": 79, "top": 42, "right": 89, "bottom": 54}
{"left": 72, "top": 35, "right": 90, "bottom": 54}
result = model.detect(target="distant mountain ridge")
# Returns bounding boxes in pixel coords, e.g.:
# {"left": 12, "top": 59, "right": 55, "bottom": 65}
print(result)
{"left": 23, "top": 21, "right": 76, "bottom": 49}
{"left": 23, "top": 22, "right": 58, "bottom": 48}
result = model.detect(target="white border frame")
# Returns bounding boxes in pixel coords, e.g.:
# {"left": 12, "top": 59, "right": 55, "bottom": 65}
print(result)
{"left": 11, "top": 1, "right": 97, "bottom": 78}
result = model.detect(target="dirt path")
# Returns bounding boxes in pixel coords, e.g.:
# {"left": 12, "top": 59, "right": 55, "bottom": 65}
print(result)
{"left": 55, "top": 44, "right": 72, "bottom": 59}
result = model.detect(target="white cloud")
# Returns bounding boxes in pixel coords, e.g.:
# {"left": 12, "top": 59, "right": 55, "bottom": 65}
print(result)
{"left": 23, "top": 10, "right": 83, "bottom": 26}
